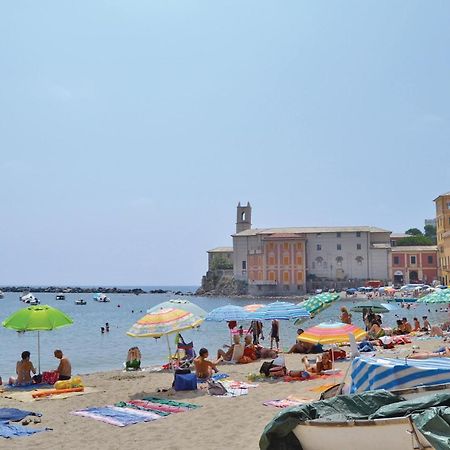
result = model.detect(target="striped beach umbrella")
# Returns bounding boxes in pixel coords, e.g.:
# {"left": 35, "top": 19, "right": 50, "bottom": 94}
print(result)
{"left": 250, "top": 301, "right": 310, "bottom": 320}
{"left": 206, "top": 305, "right": 251, "bottom": 322}
{"left": 298, "top": 322, "right": 366, "bottom": 345}
{"left": 244, "top": 304, "right": 264, "bottom": 313}
{"left": 417, "top": 290, "right": 450, "bottom": 304}
{"left": 127, "top": 308, "right": 203, "bottom": 338}
{"left": 147, "top": 299, "right": 207, "bottom": 318}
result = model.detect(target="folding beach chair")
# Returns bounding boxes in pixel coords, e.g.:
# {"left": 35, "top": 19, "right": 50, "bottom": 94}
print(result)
{"left": 174, "top": 334, "right": 196, "bottom": 369}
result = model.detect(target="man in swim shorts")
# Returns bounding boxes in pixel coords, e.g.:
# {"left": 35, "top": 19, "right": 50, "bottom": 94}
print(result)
{"left": 194, "top": 348, "right": 219, "bottom": 379}
{"left": 54, "top": 349, "right": 72, "bottom": 380}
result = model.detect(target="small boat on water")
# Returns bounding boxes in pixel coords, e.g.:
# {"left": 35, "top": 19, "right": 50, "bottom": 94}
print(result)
{"left": 75, "top": 299, "right": 87, "bottom": 305}
{"left": 55, "top": 293, "right": 65, "bottom": 300}
{"left": 0, "top": 290, "right": 4, "bottom": 298}
{"left": 20, "top": 292, "right": 40, "bottom": 305}
{"left": 93, "top": 293, "right": 110, "bottom": 302}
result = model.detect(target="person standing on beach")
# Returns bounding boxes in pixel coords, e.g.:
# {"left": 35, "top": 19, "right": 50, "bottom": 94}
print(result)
{"left": 249, "top": 320, "right": 264, "bottom": 345}
{"left": 270, "top": 319, "right": 280, "bottom": 351}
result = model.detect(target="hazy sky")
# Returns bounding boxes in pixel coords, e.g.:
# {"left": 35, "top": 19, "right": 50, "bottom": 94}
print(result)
{"left": 1, "top": 1, "right": 449, "bottom": 285}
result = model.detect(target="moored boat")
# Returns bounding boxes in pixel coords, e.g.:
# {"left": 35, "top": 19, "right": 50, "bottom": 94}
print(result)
{"left": 55, "top": 293, "right": 66, "bottom": 300}
{"left": 75, "top": 299, "right": 87, "bottom": 305}
{"left": 0, "top": 290, "right": 4, "bottom": 299}
{"left": 93, "top": 293, "right": 110, "bottom": 302}
{"left": 20, "top": 292, "right": 40, "bottom": 305}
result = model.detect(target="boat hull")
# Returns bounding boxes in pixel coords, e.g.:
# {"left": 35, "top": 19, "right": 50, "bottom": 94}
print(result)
{"left": 293, "top": 416, "right": 432, "bottom": 450}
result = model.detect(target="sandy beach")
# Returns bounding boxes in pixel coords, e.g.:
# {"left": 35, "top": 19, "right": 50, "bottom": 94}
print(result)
{"left": 0, "top": 337, "right": 445, "bottom": 450}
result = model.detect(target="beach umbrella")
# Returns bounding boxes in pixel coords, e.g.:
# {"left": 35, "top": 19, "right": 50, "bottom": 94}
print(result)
{"left": 379, "top": 302, "right": 400, "bottom": 311}
{"left": 298, "top": 322, "right": 366, "bottom": 345}
{"left": 147, "top": 299, "right": 207, "bottom": 318}
{"left": 417, "top": 290, "right": 450, "bottom": 304}
{"left": 243, "top": 304, "right": 264, "bottom": 312}
{"left": 2, "top": 304, "right": 74, "bottom": 373}
{"left": 250, "top": 301, "right": 310, "bottom": 320}
{"left": 127, "top": 307, "right": 204, "bottom": 369}
{"left": 350, "top": 304, "right": 389, "bottom": 313}
{"left": 206, "top": 305, "right": 251, "bottom": 322}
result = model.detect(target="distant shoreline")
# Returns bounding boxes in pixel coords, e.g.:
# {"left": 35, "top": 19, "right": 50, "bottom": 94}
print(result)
{"left": 0, "top": 286, "right": 196, "bottom": 295}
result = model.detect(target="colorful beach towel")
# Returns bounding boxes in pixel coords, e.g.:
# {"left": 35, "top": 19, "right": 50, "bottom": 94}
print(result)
{"left": 72, "top": 406, "right": 161, "bottom": 427}
{"left": 263, "top": 398, "right": 313, "bottom": 408}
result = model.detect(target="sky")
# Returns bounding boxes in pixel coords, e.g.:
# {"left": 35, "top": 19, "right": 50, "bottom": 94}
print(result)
{"left": 1, "top": 1, "right": 449, "bottom": 286}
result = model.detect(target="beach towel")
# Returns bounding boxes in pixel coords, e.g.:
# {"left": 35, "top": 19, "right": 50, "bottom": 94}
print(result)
{"left": 0, "top": 408, "right": 41, "bottom": 422}
{"left": 141, "top": 397, "right": 201, "bottom": 409}
{"left": 128, "top": 400, "right": 187, "bottom": 414}
{"left": 4, "top": 384, "right": 53, "bottom": 392}
{"left": 0, "top": 421, "right": 48, "bottom": 439}
{"left": 263, "top": 398, "right": 312, "bottom": 408}
{"left": 114, "top": 402, "right": 169, "bottom": 416}
{"left": 72, "top": 406, "right": 161, "bottom": 427}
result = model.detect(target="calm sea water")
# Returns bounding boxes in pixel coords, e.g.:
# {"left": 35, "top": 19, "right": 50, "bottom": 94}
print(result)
{"left": 0, "top": 287, "right": 447, "bottom": 379}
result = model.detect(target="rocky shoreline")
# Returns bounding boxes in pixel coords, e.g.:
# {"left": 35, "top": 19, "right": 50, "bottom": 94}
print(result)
{"left": 0, "top": 286, "right": 195, "bottom": 296}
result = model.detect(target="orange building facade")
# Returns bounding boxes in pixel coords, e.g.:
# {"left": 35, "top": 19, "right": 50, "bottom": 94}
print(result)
{"left": 247, "top": 233, "right": 306, "bottom": 295}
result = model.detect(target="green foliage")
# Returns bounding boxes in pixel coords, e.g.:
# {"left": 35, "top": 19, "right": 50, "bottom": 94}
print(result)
{"left": 210, "top": 255, "right": 233, "bottom": 270}
{"left": 424, "top": 224, "right": 437, "bottom": 243}
{"left": 405, "top": 228, "right": 423, "bottom": 236}
{"left": 396, "top": 235, "right": 434, "bottom": 246}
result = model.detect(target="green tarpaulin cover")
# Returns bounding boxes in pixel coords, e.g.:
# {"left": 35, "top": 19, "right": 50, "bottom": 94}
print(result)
{"left": 259, "top": 390, "right": 450, "bottom": 450}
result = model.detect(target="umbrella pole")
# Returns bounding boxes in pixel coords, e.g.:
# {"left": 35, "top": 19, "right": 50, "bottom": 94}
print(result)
{"left": 165, "top": 334, "right": 174, "bottom": 373}
{"left": 37, "top": 331, "right": 41, "bottom": 374}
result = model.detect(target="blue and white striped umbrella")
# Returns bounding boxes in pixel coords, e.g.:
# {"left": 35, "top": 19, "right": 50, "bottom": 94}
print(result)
{"left": 249, "top": 301, "right": 310, "bottom": 321}
{"left": 206, "top": 305, "right": 251, "bottom": 322}
{"left": 351, "top": 356, "right": 450, "bottom": 393}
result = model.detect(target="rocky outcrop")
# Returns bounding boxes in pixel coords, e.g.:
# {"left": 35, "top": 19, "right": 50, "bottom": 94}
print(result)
{"left": 196, "top": 271, "right": 248, "bottom": 296}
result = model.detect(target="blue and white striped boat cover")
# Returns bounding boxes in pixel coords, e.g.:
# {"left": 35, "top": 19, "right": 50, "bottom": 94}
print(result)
{"left": 350, "top": 356, "right": 450, "bottom": 393}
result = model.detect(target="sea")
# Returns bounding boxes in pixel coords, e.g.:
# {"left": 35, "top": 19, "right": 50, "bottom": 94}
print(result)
{"left": 0, "top": 287, "right": 447, "bottom": 380}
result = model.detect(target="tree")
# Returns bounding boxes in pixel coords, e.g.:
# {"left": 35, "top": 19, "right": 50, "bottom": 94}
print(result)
{"left": 405, "top": 228, "right": 423, "bottom": 236}
{"left": 424, "top": 224, "right": 437, "bottom": 244}
{"left": 396, "top": 235, "right": 434, "bottom": 246}
{"left": 210, "top": 255, "right": 233, "bottom": 270}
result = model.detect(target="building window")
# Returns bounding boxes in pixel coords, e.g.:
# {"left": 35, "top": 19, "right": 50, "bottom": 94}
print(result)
{"left": 356, "top": 256, "right": 364, "bottom": 265}
{"left": 283, "top": 253, "right": 290, "bottom": 265}
{"left": 242, "top": 261, "right": 246, "bottom": 270}
{"left": 428, "top": 255, "right": 433, "bottom": 264}
{"left": 357, "top": 243, "right": 362, "bottom": 250}
{"left": 296, "top": 255, "right": 303, "bottom": 265}
{"left": 447, "top": 201, "right": 450, "bottom": 210}
{"left": 315, "top": 256, "right": 323, "bottom": 267}
{"left": 336, "top": 256, "right": 343, "bottom": 267}
{"left": 336, "top": 232, "right": 341, "bottom": 238}
{"left": 393, "top": 256, "right": 400, "bottom": 265}
{"left": 410, "top": 255, "right": 416, "bottom": 264}
{"left": 283, "top": 271, "right": 290, "bottom": 283}
{"left": 316, "top": 244, "right": 322, "bottom": 251}
{"left": 356, "top": 232, "right": 361, "bottom": 237}
{"left": 337, "top": 244, "right": 342, "bottom": 251}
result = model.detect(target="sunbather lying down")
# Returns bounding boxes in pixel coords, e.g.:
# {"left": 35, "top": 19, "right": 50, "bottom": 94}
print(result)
{"left": 408, "top": 347, "right": 450, "bottom": 359}
{"left": 301, "top": 353, "right": 332, "bottom": 374}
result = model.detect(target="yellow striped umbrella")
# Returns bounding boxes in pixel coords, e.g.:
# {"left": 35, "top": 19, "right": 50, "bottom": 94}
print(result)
{"left": 298, "top": 322, "right": 366, "bottom": 345}
{"left": 127, "top": 307, "right": 203, "bottom": 338}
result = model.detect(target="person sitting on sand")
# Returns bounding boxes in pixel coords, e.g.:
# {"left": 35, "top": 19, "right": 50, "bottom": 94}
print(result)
{"left": 53, "top": 349, "right": 71, "bottom": 380}
{"left": 413, "top": 317, "right": 421, "bottom": 332}
{"left": 393, "top": 319, "right": 406, "bottom": 335}
{"left": 287, "top": 329, "right": 324, "bottom": 354}
{"left": 409, "top": 347, "right": 450, "bottom": 359}
{"left": 125, "top": 347, "right": 142, "bottom": 371}
{"left": 340, "top": 307, "right": 352, "bottom": 325}
{"left": 8, "top": 351, "right": 36, "bottom": 385}
{"left": 302, "top": 352, "right": 332, "bottom": 374}
{"left": 368, "top": 320, "right": 385, "bottom": 340}
{"left": 194, "top": 348, "right": 219, "bottom": 379}
{"left": 402, "top": 317, "right": 412, "bottom": 334}
{"left": 217, "top": 334, "right": 241, "bottom": 361}
{"left": 422, "top": 316, "right": 431, "bottom": 332}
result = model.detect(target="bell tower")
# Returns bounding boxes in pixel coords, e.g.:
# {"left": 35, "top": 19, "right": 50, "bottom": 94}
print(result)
{"left": 236, "top": 202, "right": 252, "bottom": 233}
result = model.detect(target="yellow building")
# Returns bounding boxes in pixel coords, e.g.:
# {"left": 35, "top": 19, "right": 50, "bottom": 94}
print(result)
{"left": 435, "top": 191, "right": 450, "bottom": 285}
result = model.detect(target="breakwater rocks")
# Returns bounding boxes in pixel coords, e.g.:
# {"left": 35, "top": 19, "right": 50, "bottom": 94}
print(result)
{"left": 0, "top": 287, "right": 194, "bottom": 296}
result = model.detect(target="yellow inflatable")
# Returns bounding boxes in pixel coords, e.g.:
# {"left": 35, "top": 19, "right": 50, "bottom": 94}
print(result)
{"left": 54, "top": 376, "right": 84, "bottom": 390}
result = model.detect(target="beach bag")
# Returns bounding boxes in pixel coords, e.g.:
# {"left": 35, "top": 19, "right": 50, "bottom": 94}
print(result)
{"left": 207, "top": 379, "right": 227, "bottom": 396}
{"left": 42, "top": 371, "right": 59, "bottom": 385}
{"left": 259, "top": 360, "right": 274, "bottom": 377}
{"left": 174, "top": 373, "right": 197, "bottom": 391}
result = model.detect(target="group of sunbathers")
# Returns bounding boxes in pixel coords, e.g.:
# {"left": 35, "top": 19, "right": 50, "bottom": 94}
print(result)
{"left": 8, "top": 349, "right": 72, "bottom": 386}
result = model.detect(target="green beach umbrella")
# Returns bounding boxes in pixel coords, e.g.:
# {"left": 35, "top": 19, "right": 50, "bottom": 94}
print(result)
{"left": 294, "top": 293, "right": 339, "bottom": 325}
{"left": 2, "top": 305, "right": 73, "bottom": 373}
{"left": 417, "top": 290, "right": 450, "bottom": 304}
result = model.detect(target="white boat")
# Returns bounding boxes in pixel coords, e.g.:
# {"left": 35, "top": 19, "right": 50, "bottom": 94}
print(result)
{"left": 292, "top": 416, "right": 431, "bottom": 450}
{"left": 0, "top": 290, "right": 4, "bottom": 299}
{"left": 93, "top": 293, "right": 110, "bottom": 302}
{"left": 55, "top": 293, "right": 65, "bottom": 300}
{"left": 292, "top": 383, "right": 450, "bottom": 450}
{"left": 20, "top": 293, "right": 40, "bottom": 305}
{"left": 75, "top": 299, "right": 87, "bottom": 305}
